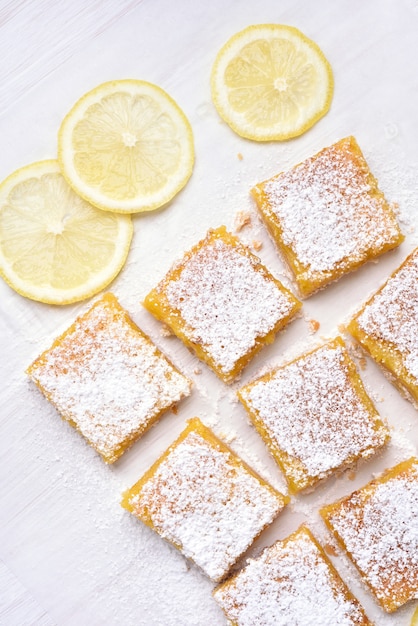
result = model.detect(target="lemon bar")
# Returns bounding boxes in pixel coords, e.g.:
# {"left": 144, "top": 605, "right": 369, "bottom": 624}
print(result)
{"left": 238, "top": 337, "right": 389, "bottom": 493}
{"left": 144, "top": 226, "right": 301, "bottom": 383}
{"left": 347, "top": 247, "right": 418, "bottom": 407}
{"left": 252, "top": 136, "right": 403, "bottom": 298}
{"left": 26, "top": 293, "right": 192, "bottom": 463}
{"left": 321, "top": 457, "right": 418, "bottom": 613}
{"left": 213, "top": 525, "right": 372, "bottom": 626}
{"left": 121, "top": 417, "right": 288, "bottom": 582}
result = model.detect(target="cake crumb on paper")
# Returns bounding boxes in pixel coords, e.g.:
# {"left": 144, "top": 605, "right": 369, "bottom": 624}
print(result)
{"left": 346, "top": 469, "right": 357, "bottom": 481}
{"left": 160, "top": 324, "right": 173, "bottom": 337}
{"left": 306, "top": 318, "right": 320, "bottom": 334}
{"left": 324, "top": 542, "right": 339, "bottom": 557}
{"left": 252, "top": 240, "right": 263, "bottom": 252}
{"left": 235, "top": 211, "right": 251, "bottom": 232}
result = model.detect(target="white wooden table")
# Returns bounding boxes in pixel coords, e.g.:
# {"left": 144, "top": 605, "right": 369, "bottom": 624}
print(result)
{"left": 1, "top": 1, "right": 418, "bottom": 624}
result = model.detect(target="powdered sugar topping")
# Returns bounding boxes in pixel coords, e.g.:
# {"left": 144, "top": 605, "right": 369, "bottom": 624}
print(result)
{"left": 164, "top": 236, "right": 297, "bottom": 375}
{"left": 213, "top": 527, "right": 368, "bottom": 626}
{"left": 262, "top": 138, "right": 401, "bottom": 275}
{"left": 324, "top": 460, "right": 418, "bottom": 608}
{"left": 128, "top": 427, "right": 285, "bottom": 582}
{"left": 241, "top": 342, "right": 387, "bottom": 485}
{"left": 28, "top": 296, "right": 191, "bottom": 462}
{"left": 356, "top": 249, "right": 418, "bottom": 382}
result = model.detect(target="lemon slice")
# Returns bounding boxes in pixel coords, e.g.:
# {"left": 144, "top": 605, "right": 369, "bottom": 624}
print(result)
{"left": 411, "top": 606, "right": 418, "bottom": 626}
{"left": 0, "top": 160, "right": 133, "bottom": 304}
{"left": 58, "top": 79, "right": 194, "bottom": 213}
{"left": 211, "top": 24, "right": 334, "bottom": 141}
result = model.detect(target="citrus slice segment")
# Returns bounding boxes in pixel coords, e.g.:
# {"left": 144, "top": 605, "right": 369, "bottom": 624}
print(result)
{"left": 211, "top": 24, "right": 334, "bottom": 141}
{"left": 58, "top": 79, "right": 194, "bottom": 213}
{"left": 411, "top": 606, "right": 418, "bottom": 626}
{"left": 0, "top": 160, "right": 133, "bottom": 304}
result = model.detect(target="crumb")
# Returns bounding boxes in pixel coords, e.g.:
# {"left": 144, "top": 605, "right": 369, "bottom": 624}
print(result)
{"left": 324, "top": 543, "right": 339, "bottom": 557}
{"left": 160, "top": 324, "right": 173, "bottom": 337}
{"left": 358, "top": 356, "right": 367, "bottom": 371}
{"left": 349, "top": 341, "right": 365, "bottom": 361}
{"left": 237, "top": 152, "right": 243, "bottom": 161}
{"left": 346, "top": 469, "right": 357, "bottom": 481}
{"left": 171, "top": 405, "right": 178, "bottom": 415}
{"left": 218, "top": 430, "right": 237, "bottom": 444}
{"left": 235, "top": 211, "right": 251, "bottom": 232}
{"left": 307, "top": 318, "right": 320, "bottom": 334}
{"left": 228, "top": 392, "right": 239, "bottom": 404}
{"left": 337, "top": 323, "right": 346, "bottom": 334}
{"left": 193, "top": 367, "right": 202, "bottom": 375}
{"left": 252, "top": 240, "right": 263, "bottom": 251}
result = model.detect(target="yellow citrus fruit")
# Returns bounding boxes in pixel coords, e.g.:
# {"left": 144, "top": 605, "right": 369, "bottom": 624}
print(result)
{"left": 0, "top": 160, "right": 133, "bottom": 304}
{"left": 411, "top": 606, "right": 418, "bottom": 626}
{"left": 58, "top": 79, "right": 194, "bottom": 213}
{"left": 211, "top": 24, "right": 334, "bottom": 141}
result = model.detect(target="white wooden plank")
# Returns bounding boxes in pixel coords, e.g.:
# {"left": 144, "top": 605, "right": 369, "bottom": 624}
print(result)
{"left": 0, "top": 1, "right": 417, "bottom": 624}
{"left": 0, "top": 0, "right": 143, "bottom": 115}
{"left": 0, "top": 559, "right": 55, "bottom": 626}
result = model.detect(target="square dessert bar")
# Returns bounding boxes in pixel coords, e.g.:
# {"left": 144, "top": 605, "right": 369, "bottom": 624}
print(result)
{"left": 251, "top": 136, "right": 404, "bottom": 298}
{"left": 213, "top": 525, "right": 372, "bottom": 626}
{"left": 144, "top": 226, "right": 301, "bottom": 383}
{"left": 348, "top": 246, "right": 418, "bottom": 408}
{"left": 238, "top": 336, "right": 389, "bottom": 493}
{"left": 121, "top": 417, "right": 288, "bottom": 582}
{"left": 321, "top": 457, "right": 418, "bottom": 613}
{"left": 26, "top": 293, "right": 191, "bottom": 463}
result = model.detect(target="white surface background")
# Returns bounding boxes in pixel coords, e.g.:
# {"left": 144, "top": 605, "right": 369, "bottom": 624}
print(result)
{"left": 1, "top": 1, "right": 418, "bottom": 624}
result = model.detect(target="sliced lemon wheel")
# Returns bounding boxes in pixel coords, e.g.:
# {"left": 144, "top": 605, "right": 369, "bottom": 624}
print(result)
{"left": 0, "top": 160, "right": 133, "bottom": 304}
{"left": 58, "top": 79, "right": 194, "bottom": 213}
{"left": 211, "top": 24, "right": 334, "bottom": 141}
{"left": 411, "top": 606, "right": 418, "bottom": 626}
